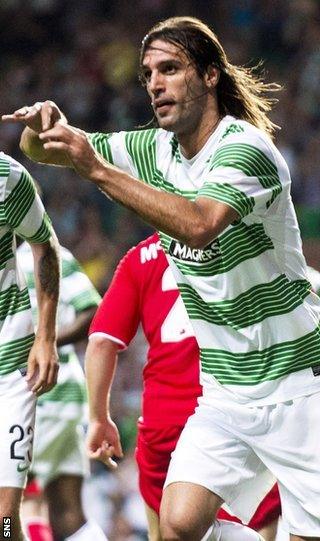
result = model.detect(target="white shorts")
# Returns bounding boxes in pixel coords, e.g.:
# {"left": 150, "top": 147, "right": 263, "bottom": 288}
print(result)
{"left": 0, "top": 368, "right": 36, "bottom": 488}
{"left": 31, "top": 411, "right": 88, "bottom": 488}
{"left": 165, "top": 391, "right": 320, "bottom": 537}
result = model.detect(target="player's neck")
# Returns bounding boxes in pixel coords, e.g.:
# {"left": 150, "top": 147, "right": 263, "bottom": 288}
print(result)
{"left": 178, "top": 104, "right": 221, "bottom": 160}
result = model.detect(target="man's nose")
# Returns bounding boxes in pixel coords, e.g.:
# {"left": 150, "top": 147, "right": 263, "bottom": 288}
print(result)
{"left": 149, "top": 71, "right": 165, "bottom": 94}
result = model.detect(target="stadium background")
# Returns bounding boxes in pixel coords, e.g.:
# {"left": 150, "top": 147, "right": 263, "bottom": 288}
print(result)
{"left": 1, "top": 1, "right": 320, "bottom": 539}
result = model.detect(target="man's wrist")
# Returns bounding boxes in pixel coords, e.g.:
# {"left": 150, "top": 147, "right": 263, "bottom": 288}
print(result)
{"left": 89, "top": 417, "right": 108, "bottom": 425}
{"left": 35, "top": 330, "right": 57, "bottom": 342}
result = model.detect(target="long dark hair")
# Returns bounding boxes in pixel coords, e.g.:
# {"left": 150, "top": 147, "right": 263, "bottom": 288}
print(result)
{"left": 140, "top": 16, "right": 280, "bottom": 138}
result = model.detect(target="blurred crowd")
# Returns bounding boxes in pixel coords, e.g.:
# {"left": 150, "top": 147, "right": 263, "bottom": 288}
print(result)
{"left": 1, "top": 1, "right": 320, "bottom": 539}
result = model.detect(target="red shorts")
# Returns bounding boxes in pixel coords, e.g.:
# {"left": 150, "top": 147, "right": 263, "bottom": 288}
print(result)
{"left": 24, "top": 479, "right": 42, "bottom": 498}
{"left": 136, "top": 422, "right": 281, "bottom": 528}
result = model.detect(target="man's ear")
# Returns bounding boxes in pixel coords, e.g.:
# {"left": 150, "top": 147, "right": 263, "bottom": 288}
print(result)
{"left": 204, "top": 65, "right": 220, "bottom": 89}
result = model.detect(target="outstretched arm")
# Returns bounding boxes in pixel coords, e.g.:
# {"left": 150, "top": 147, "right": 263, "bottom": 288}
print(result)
{"left": 37, "top": 124, "right": 238, "bottom": 249}
{"left": 85, "top": 335, "right": 123, "bottom": 469}
{"left": 27, "top": 233, "right": 60, "bottom": 395}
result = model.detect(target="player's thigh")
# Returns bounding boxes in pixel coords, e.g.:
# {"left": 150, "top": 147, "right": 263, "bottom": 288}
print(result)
{"left": 163, "top": 403, "right": 274, "bottom": 526}
{"left": 160, "top": 481, "right": 222, "bottom": 540}
{"left": 251, "top": 394, "right": 320, "bottom": 537}
{"left": 258, "top": 517, "right": 278, "bottom": 541}
{"left": 45, "top": 474, "right": 85, "bottom": 537}
{"left": 0, "top": 486, "right": 23, "bottom": 515}
{"left": 0, "top": 369, "right": 36, "bottom": 489}
{"left": 144, "top": 502, "right": 162, "bottom": 541}
{"left": 45, "top": 474, "right": 84, "bottom": 515}
{"left": 0, "top": 487, "right": 24, "bottom": 540}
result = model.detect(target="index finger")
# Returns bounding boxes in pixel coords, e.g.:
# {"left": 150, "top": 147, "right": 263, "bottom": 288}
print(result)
{"left": 31, "top": 361, "right": 49, "bottom": 394}
{"left": 41, "top": 102, "right": 54, "bottom": 131}
{"left": 88, "top": 448, "right": 119, "bottom": 470}
{"left": 1, "top": 108, "right": 28, "bottom": 121}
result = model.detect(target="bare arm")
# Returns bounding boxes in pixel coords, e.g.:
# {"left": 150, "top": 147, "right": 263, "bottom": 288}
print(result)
{"left": 38, "top": 124, "right": 239, "bottom": 248}
{"left": 57, "top": 306, "right": 97, "bottom": 347}
{"left": 27, "top": 233, "right": 60, "bottom": 395}
{"left": 85, "top": 335, "right": 123, "bottom": 469}
{"left": 2, "top": 103, "right": 238, "bottom": 246}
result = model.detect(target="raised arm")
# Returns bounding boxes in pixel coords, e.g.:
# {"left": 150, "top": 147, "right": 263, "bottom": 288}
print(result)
{"left": 2, "top": 101, "right": 72, "bottom": 166}
{"left": 27, "top": 234, "right": 60, "bottom": 395}
{"left": 36, "top": 124, "right": 238, "bottom": 248}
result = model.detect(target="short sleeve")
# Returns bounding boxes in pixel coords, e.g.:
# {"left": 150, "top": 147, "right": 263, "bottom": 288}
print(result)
{"left": 89, "top": 131, "right": 138, "bottom": 177}
{"left": 197, "top": 130, "right": 283, "bottom": 220}
{"left": 89, "top": 249, "right": 140, "bottom": 348}
{"left": 3, "top": 157, "right": 53, "bottom": 242}
{"left": 88, "top": 129, "right": 159, "bottom": 184}
{"left": 60, "top": 250, "right": 101, "bottom": 312}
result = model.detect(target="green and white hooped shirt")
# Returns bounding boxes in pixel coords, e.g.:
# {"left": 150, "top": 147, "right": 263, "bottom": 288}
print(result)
{"left": 18, "top": 243, "right": 101, "bottom": 418}
{"left": 0, "top": 152, "right": 53, "bottom": 376}
{"left": 89, "top": 116, "right": 320, "bottom": 405}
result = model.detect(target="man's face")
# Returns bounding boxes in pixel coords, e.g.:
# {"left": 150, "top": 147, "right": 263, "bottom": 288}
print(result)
{"left": 141, "top": 39, "right": 209, "bottom": 135}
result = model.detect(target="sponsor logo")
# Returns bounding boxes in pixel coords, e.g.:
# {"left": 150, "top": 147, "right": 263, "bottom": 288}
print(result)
{"left": 168, "top": 239, "right": 220, "bottom": 263}
{"left": 140, "top": 240, "right": 162, "bottom": 264}
{"left": 220, "top": 123, "right": 244, "bottom": 141}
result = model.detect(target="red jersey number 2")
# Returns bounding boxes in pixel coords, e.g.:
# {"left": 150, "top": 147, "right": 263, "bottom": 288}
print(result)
{"left": 160, "top": 267, "right": 195, "bottom": 343}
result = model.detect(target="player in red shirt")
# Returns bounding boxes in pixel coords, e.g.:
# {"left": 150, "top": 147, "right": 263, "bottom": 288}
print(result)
{"left": 85, "top": 233, "right": 281, "bottom": 541}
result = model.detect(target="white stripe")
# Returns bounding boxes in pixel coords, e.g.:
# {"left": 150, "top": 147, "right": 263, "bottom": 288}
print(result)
{"left": 110, "top": 132, "right": 138, "bottom": 176}
{"left": 191, "top": 297, "right": 320, "bottom": 353}
{"left": 15, "top": 194, "right": 46, "bottom": 239}
{"left": 0, "top": 308, "right": 34, "bottom": 342}
{"left": 89, "top": 332, "right": 127, "bottom": 350}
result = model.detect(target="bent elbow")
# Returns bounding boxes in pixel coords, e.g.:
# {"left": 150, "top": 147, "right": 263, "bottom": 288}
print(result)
{"left": 186, "top": 224, "right": 218, "bottom": 250}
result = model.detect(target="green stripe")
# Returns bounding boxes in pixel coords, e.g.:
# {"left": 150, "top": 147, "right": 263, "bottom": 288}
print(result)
{"left": 153, "top": 168, "right": 198, "bottom": 197}
{"left": 200, "top": 326, "right": 320, "bottom": 385}
{"left": 0, "top": 231, "right": 13, "bottom": 270}
{"left": 0, "top": 285, "right": 31, "bottom": 320}
{"left": 160, "top": 222, "right": 273, "bottom": 277}
{"left": 197, "top": 183, "right": 254, "bottom": 218}
{"left": 0, "top": 334, "right": 34, "bottom": 374}
{"left": 58, "top": 352, "right": 76, "bottom": 364}
{"left": 210, "top": 143, "right": 282, "bottom": 208}
{"left": 0, "top": 158, "right": 10, "bottom": 177}
{"left": 3, "top": 170, "right": 35, "bottom": 228}
{"left": 179, "top": 275, "right": 311, "bottom": 329}
{"left": 89, "top": 133, "right": 114, "bottom": 164}
{"left": 61, "top": 258, "right": 82, "bottom": 278}
{"left": 71, "top": 289, "right": 100, "bottom": 312}
{"left": 38, "top": 380, "right": 87, "bottom": 404}
{"left": 125, "top": 129, "right": 157, "bottom": 183}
